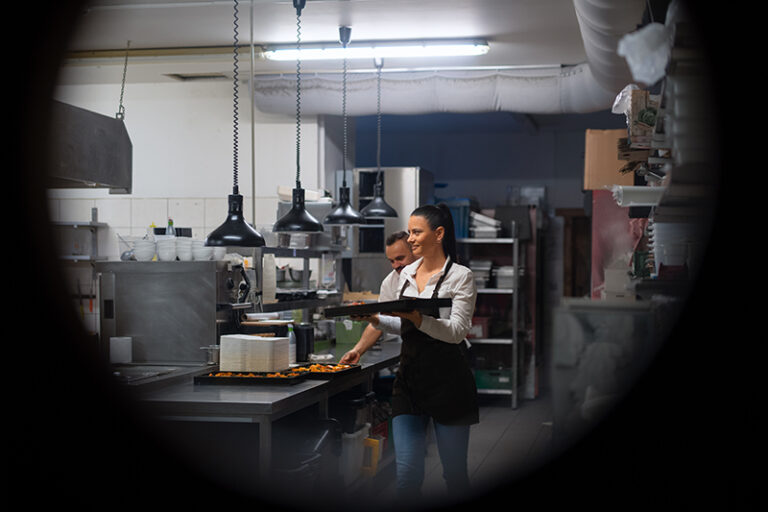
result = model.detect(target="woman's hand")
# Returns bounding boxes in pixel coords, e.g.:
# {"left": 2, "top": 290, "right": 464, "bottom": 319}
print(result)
{"left": 339, "top": 349, "right": 361, "bottom": 365}
{"left": 391, "top": 310, "right": 422, "bottom": 328}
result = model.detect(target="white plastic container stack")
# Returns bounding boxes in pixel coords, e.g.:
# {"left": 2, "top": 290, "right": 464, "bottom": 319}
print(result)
{"left": 219, "top": 334, "right": 290, "bottom": 372}
{"left": 469, "top": 260, "right": 493, "bottom": 289}
{"left": 493, "top": 266, "right": 517, "bottom": 289}
{"left": 469, "top": 211, "right": 501, "bottom": 238}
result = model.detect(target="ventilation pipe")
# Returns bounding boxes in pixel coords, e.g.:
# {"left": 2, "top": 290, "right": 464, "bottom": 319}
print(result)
{"left": 251, "top": 0, "right": 646, "bottom": 115}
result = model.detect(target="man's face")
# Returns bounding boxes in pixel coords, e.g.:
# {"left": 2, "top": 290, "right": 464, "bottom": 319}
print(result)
{"left": 385, "top": 239, "right": 415, "bottom": 273}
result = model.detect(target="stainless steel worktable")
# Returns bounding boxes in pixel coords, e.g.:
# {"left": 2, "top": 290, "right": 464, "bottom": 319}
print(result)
{"left": 134, "top": 339, "right": 401, "bottom": 485}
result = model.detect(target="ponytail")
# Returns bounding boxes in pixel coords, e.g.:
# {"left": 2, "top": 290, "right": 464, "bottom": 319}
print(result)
{"left": 411, "top": 203, "right": 459, "bottom": 264}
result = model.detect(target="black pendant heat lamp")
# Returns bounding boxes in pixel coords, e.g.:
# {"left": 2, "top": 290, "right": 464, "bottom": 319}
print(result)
{"left": 324, "top": 26, "right": 366, "bottom": 226}
{"left": 274, "top": 0, "right": 324, "bottom": 233}
{"left": 206, "top": 0, "right": 265, "bottom": 247}
{"left": 361, "top": 57, "right": 398, "bottom": 219}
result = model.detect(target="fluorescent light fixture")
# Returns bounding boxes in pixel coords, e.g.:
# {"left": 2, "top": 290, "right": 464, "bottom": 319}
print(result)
{"left": 263, "top": 39, "right": 489, "bottom": 61}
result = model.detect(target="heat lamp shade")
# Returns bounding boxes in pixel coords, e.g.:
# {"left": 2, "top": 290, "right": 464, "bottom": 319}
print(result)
{"left": 273, "top": 187, "right": 324, "bottom": 233}
{"left": 205, "top": 194, "right": 266, "bottom": 247}
{"left": 324, "top": 186, "right": 366, "bottom": 225}
{"left": 361, "top": 180, "right": 398, "bottom": 218}
{"left": 361, "top": 195, "right": 398, "bottom": 218}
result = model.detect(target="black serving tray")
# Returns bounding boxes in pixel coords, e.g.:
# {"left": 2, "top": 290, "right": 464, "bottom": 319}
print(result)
{"left": 323, "top": 298, "right": 451, "bottom": 318}
{"left": 194, "top": 370, "right": 307, "bottom": 385}
{"left": 290, "top": 363, "right": 362, "bottom": 379}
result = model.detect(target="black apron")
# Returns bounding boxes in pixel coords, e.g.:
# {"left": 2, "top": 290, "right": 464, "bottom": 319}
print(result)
{"left": 391, "top": 259, "right": 479, "bottom": 426}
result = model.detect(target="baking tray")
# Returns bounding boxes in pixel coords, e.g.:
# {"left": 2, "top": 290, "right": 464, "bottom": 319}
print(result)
{"left": 290, "top": 363, "right": 362, "bottom": 379}
{"left": 323, "top": 298, "right": 451, "bottom": 318}
{"left": 194, "top": 370, "right": 307, "bottom": 385}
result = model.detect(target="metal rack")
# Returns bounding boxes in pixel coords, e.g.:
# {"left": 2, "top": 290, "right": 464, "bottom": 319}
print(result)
{"left": 253, "top": 245, "right": 345, "bottom": 315}
{"left": 53, "top": 221, "right": 108, "bottom": 263}
{"left": 458, "top": 237, "right": 520, "bottom": 409}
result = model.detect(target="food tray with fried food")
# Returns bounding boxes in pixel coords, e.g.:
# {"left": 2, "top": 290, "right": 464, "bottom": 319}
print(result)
{"left": 323, "top": 298, "right": 451, "bottom": 318}
{"left": 194, "top": 370, "right": 307, "bottom": 385}
{"left": 290, "top": 363, "right": 361, "bottom": 379}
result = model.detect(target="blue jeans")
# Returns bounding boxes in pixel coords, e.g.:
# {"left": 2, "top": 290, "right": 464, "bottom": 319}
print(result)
{"left": 391, "top": 414, "right": 471, "bottom": 499}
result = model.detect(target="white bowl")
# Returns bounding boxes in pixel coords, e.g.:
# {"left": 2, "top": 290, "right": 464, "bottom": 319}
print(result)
{"left": 157, "top": 249, "right": 176, "bottom": 261}
{"left": 212, "top": 247, "right": 227, "bottom": 260}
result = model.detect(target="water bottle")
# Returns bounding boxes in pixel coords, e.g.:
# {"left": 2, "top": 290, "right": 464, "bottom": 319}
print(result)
{"left": 167, "top": 218, "right": 175, "bottom": 237}
{"left": 288, "top": 325, "right": 296, "bottom": 364}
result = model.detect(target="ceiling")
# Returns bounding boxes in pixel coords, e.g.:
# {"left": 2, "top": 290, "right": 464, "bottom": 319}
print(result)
{"left": 59, "top": 0, "right": 596, "bottom": 85}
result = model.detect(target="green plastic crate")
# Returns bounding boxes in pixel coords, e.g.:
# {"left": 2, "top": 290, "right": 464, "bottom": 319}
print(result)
{"left": 474, "top": 369, "right": 514, "bottom": 390}
{"left": 335, "top": 319, "right": 367, "bottom": 346}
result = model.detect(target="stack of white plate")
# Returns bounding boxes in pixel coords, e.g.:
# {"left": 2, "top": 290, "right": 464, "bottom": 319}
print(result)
{"left": 176, "top": 237, "right": 193, "bottom": 261}
{"left": 219, "top": 334, "right": 290, "bottom": 372}
{"left": 133, "top": 239, "right": 156, "bottom": 261}
{"left": 156, "top": 238, "right": 177, "bottom": 261}
{"left": 192, "top": 239, "right": 213, "bottom": 261}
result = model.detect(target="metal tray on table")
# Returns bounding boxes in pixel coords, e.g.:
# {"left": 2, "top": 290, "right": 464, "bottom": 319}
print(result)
{"left": 290, "top": 363, "right": 362, "bottom": 380}
{"left": 194, "top": 370, "right": 307, "bottom": 385}
{"left": 323, "top": 298, "right": 451, "bottom": 318}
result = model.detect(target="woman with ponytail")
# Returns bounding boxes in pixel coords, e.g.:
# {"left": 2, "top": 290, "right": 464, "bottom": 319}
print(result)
{"left": 360, "top": 203, "right": 479, "bottom": 504}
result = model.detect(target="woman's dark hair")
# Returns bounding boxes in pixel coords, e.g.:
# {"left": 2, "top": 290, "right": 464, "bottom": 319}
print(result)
{"left": 410, "top": 203, "right": 459, "bottom": 264}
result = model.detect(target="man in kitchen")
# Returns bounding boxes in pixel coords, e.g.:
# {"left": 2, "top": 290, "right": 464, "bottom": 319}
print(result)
{"left": 339, "top": 231, "right": 415, "bottom": 364}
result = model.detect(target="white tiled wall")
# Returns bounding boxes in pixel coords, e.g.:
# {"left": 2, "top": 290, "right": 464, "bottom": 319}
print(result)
{"left": 48, "top": 194, "right": 279, "bottom": 261}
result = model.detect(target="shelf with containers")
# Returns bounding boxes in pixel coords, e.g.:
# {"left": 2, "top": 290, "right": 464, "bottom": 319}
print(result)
{"left": 607, "top": 19, "right": 718, "bottom": 296}
{"left": 252, "top": 245, "right": 345, "bottom": 315}
{"left": 458, "top": 236, "right": 521, "bottom": 408}
{"left": 457, "top": 205, "right": 542, "bottom": 409}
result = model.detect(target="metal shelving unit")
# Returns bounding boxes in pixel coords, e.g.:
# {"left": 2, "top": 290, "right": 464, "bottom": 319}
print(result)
{"left": 458, "top": 236, "right": 520, "bottom": 409}
{"left": 53, "top": 221, "right": 108, "bottom": 263}
{"left": 253, "top": 245, "right": 344, "bottom": 315}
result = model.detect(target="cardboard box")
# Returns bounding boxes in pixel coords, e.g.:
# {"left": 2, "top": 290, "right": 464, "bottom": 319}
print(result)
{"left": 583, "top": 129, "right": 635, "bottom": 191}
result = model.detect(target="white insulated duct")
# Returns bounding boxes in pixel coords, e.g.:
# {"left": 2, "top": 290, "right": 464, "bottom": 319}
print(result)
{"left": 251, "top": 0, "right": 646, "bottom": 116}
{"left": 573, "top": 0, "right": 647, "bottom": 93}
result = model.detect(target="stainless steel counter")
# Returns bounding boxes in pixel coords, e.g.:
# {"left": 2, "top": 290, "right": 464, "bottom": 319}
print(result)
{"left": 133, "top": 339, "right": 401, "bottom": 486}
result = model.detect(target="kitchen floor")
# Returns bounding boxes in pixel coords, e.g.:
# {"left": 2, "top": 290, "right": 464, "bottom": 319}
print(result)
{"left": 368, "top": 392, "right": 555, "bottom": 507}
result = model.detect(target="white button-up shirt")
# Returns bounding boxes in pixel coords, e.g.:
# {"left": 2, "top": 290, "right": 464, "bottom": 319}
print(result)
{"left": 378, "top": 268, "right": 402, "bottom": 303}
{"left": 377, "top": 257, "right": 476, "bottom": 344}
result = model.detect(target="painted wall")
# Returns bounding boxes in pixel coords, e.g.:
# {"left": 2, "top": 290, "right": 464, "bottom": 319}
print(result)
{"left": 354, "top": 110, "right": 626, "bottom": 212}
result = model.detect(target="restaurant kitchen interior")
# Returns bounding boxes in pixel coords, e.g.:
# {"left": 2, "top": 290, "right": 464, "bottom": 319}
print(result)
{"left": 11, "top": 0, "right": 751, "bottom": 510}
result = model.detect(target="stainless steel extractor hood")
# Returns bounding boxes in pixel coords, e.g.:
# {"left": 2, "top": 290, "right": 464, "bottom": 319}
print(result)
{"left": 48, "top": 100, "right": 132, "bottom": 194}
